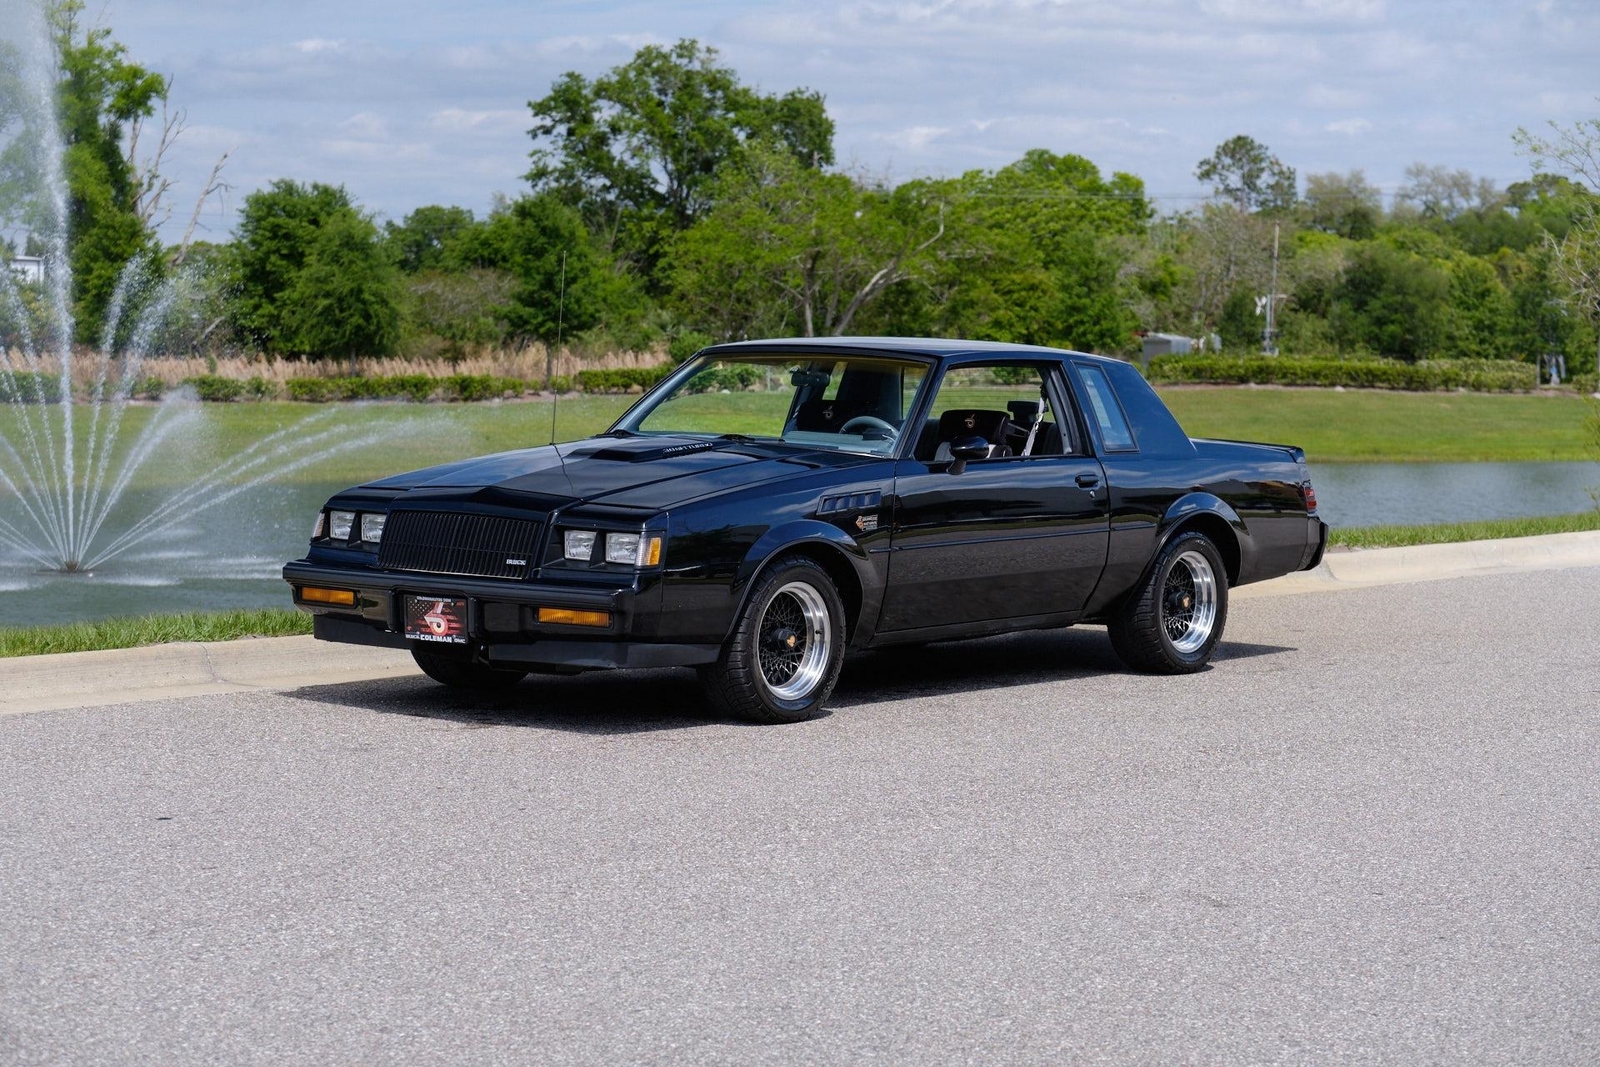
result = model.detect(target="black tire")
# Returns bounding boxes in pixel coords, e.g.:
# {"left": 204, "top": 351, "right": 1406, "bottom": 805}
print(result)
{"left": 700, "top": 555, "right": 847, "bottom": 723}
{"left": 411, "top": 648, "right": 528, "bottom": 692}
{"left": 1108, "top": 531, "right": 1228, "bottom": 674}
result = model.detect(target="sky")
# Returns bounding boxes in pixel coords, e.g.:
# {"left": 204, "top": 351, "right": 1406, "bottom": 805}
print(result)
{"left": 35, "top": 0, "right": 1600, "bottom": 241}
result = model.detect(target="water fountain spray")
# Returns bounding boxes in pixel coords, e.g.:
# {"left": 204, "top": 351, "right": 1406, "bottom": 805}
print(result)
{"left": 0, "top": 0, "right": 406, "bottom": 580}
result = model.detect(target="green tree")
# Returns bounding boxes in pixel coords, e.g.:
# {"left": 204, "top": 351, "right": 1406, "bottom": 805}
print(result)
{"left": 1330, "top": 242, "right": 1450, "bottom": 360}
{"left": 1516, "top": 108, "right": 1600, "bottom": 375}
{"left": 450, "top": 193, "right": 639, "bottom": 345}
{"left": 0, "top": 2, "right": 168, "bottom": 340}
{"left": 280, "top": 210, "right": 401, "bottom": 358}
{"left": 229, "top": 179, "right": 355, "bottom": 351}
{"left": 384, "top": 204, "right": 475, "bottom": 274}
{"left": 527, "top": 39, "right": 834, "bottom": 281}
{"left": 669, "top": 149, "right": 946, "bottom": 339}
{"left": 1196, "top": 135, "right": 1297, "bottom": 213}
{"left": 1302, "top": 170, "right": 1382, "bottom": 240}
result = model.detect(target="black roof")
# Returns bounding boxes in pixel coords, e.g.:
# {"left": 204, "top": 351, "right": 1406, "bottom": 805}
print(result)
{"left": 708, "top": 336, "right": 1121, "bottom": 366}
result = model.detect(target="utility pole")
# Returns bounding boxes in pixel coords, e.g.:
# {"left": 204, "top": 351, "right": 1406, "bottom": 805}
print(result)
{"left": 1261, "top": 223, "right": 1281, "bottom": 356}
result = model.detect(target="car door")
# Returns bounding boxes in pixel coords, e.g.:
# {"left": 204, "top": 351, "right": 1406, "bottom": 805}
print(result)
{"left": 877, "top": 360, "right": 1110, "bottom": 634}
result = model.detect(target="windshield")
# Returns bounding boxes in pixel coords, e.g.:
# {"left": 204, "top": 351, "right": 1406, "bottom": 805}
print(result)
{"left": 616, "top": 353, "right": 930, "bottom": 456}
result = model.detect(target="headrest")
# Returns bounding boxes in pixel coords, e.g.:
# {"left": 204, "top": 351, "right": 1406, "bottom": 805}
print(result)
{"left": 936, "top": 408, "right": 1010, "bottom": 443}
{"left": 1006, "top": 399, "right": 1045, "bottom": 426}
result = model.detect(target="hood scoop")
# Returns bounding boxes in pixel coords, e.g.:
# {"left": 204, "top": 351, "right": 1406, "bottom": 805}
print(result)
{"left": 587, "top": 439, "right": 721, "bottom": 463}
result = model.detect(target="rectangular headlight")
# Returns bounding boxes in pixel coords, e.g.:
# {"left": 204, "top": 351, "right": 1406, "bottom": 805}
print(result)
{"left": 360, "top": 513, "right": 386, "bottom": 543}
{"left": 564, "top": 530, "right": 597, "bottom": 561}
{"left": 604, "top": 532, "right": 662, "bottom": 566}
{"left": 328, "top": 510, "right": 355, "bottom": 541}
{"left": 604, "top": 532, "right": 641, "bottom": 564}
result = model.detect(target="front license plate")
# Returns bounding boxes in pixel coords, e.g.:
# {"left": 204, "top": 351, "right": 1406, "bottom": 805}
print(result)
{"left": 404, "top": 596, "right": 468, "bottom": 644}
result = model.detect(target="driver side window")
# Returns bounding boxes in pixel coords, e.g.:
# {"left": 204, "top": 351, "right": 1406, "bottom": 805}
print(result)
{"left": 914, "top": 364, "right": 1066, "bottom": 462}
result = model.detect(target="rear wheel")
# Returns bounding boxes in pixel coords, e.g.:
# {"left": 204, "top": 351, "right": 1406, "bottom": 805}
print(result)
{"left": 700, "top": 556, "right": 846, "bottom": 723}
{"left": 1108, "top": 531, "right": 1228, "bottom": 674}
{"left": 411, "top": 648, "right": 528, "bottom": 691}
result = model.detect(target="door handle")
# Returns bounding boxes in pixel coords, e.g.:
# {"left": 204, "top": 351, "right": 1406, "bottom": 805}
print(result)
{"left": 1075, "top": 473, "right": 1101, "bottom": 489}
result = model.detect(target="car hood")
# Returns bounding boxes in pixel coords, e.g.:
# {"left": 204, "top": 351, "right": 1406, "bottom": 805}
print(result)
{"left": 360, "top": 435, "right": 840, "bottom": 511}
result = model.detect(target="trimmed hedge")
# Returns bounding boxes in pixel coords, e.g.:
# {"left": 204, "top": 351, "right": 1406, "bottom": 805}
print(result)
{"left": 1147, "top": 355, "right": 1537, "bottom": 392}
{"left": 574, "top": 366, "right": 672, "bottom": 393}
{"left": 0, "top": 370, "right": 63, "bottom": 403}
{"left": 96, "top": 365, "right": 675, "bottom": 404}
{"left": 286, "top": 375, "right": 438, "bottom": 402}
{"left": 182, "top": 374, "right": 245, "bottom": 402}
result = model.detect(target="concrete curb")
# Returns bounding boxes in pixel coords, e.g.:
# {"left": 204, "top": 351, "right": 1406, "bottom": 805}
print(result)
{"left": 3, "top": 530, "right": 1598, "bottom": 718}
{"left": 1, "top": 637, "right": 416, "bottom": 718}
{"left": 1232, "top": 529, "right": 1600, "bottom": 600}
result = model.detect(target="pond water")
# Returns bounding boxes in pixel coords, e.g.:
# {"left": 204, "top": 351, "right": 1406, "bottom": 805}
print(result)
{"left": 1310, "top": 461, "right": 1599, "bottom": 528}
{"left": 3, "top": 461, "right": 1596, "bottom": 628}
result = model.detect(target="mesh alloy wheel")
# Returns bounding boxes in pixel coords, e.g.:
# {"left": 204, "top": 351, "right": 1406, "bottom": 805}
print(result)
{"left": 1162, "top": 549, "right": 1219, "bottom": 654}
{"left": 756, "top": 580, "right": 833, "bottom": 703}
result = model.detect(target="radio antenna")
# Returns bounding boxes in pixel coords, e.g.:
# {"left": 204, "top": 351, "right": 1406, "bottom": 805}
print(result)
{"left": 550, "top": 250, "right": 566, "bottom": 445}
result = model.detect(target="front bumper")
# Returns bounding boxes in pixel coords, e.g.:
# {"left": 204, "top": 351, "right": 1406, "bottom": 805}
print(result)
{"left": 282, "top": 560, "right": 719, "bottom": 671}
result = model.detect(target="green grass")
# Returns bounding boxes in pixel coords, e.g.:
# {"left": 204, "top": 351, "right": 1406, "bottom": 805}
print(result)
{"left": 0, "top": 388, "right": 1594, "bottom": 500}
{"left": 0, "top": 608, "right": 312, "bottom": 657}
{"left": 1329, "top": 510, "right": 1600, "bottom": 549}
{"left": 1159, "top": 387, "right": 1594, "bottom": 462}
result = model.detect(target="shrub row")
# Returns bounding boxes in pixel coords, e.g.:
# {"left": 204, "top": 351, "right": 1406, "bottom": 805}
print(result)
{"left": 283, "top": 374, "right": 528, "bottom": 403}
{"left": 0, "top": 371, "right": 63, "bottom": 403}
{"left": 1146, "top": 355, "right": 1538, "bottom": 392}
{"left": 573, "top": 366, "right": 672, "bottom": 393}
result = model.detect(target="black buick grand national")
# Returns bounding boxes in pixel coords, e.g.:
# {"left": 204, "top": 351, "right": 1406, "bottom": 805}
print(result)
{"left": 285, "top": 338, "right": 1328, "bottom": 722}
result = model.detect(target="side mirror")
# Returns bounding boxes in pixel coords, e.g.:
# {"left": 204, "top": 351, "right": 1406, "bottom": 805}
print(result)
{"left": 946, "top": 435, "right": 989, "bottom": 475}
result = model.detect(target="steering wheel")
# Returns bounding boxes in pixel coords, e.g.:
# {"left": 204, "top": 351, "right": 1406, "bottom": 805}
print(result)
{"left": 839, "top": 415, "right": 899, "bottom": 440}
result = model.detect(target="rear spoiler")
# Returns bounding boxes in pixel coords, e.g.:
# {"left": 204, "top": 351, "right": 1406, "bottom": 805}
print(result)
{"left": 1189, "top": 437, "right": 1306, "bottom": 464}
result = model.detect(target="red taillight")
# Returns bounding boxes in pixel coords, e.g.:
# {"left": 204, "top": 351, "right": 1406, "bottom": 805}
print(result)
{"left": 1300, "top": 480, "right": 1318, "bottom": 514}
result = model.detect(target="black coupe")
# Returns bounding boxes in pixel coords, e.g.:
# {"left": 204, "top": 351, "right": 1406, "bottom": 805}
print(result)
{"left": 285, "top": 338, "right": 1328, "bottom": 722}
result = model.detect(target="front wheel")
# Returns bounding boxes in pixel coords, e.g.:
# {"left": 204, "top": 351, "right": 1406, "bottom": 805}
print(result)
{"left": 412, "top": 648, "right": 529, "bottom": 691}
{"left": 700, "top": 556, "right": 846, "bottom": 723}
{"left": 1108, "top": 531, "right": 1228, "bottom": 674}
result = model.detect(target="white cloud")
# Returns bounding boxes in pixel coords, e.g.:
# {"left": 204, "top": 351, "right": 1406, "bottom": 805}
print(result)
{"left": 90, "top": 0, "right": 1600, "bottom": 239}
{"left": 428, "top": 108, "right": 528, "bottom": 134}
{"left": 338, "top": 112, "right": 387, "bottom": 139}
{"left": 1325, "top": 118, "right": 1372, "bottom": 136}
{"left": 1306, "top": 84, "right": 1368, "bottom": 109}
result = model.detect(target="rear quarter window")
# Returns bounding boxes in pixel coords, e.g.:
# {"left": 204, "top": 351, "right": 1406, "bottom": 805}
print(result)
{"left": 1074, "top": 364, "right": 1137, "bottom": 452}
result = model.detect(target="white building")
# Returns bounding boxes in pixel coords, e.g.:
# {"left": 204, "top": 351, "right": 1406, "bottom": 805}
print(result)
{"left": 6, "top": 255, "right": 45, "bottom": 284}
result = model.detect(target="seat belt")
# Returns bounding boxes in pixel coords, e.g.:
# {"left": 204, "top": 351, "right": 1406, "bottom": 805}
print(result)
{"left": 1021, "top": 395, "right": 1047, "bottom": 456}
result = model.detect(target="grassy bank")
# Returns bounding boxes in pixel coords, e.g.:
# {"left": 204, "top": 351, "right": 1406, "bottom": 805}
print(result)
{"left": 1329, "top": 511, "right": 1600, "bottom": 549}
{"left": 0, "top": 608, "right": 311, "bottom": 657}
{"left": 1159, "top": 387, "right": 1595, "bottom": 462}
{"left": 4, "top": 387, "right": 1595, "bottom": 482}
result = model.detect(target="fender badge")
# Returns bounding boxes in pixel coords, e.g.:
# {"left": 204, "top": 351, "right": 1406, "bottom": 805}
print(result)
{"left": 855, "top": 514, "right": 879, "bottom": 533}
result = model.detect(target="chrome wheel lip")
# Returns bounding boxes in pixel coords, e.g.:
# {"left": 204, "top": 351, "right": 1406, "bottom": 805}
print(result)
{"left": 757, "top": 580, "right": 832, "bottom": 703}
{"left": 1163, "top": 549, "right": 1218, "bottom": 655}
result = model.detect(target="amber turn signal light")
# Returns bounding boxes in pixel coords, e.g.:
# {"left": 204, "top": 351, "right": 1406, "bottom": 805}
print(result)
{"left": 298, "top": 586, "right": 356, "bottom": 606}
{"left": 537, "top": 607, "right": 612, "bottom": 627}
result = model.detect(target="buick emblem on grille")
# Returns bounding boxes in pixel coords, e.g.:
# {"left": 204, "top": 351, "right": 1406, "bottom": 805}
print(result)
{"left": 506, "top": 558, "right": 527, "bottom": 566}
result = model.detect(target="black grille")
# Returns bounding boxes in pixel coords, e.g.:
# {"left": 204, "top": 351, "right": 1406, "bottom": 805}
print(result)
{"left": 378, "top": 511, "right": 541, "bottom": 579}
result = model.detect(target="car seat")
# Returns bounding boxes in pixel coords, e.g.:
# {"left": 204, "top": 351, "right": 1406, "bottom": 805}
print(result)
{"left": 930, "top": 408, "right": 1012, "bottom": 462}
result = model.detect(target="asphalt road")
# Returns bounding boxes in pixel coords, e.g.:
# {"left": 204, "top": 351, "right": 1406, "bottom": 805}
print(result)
{"left": 3, "top": 568, "right": 1598, "bottom": 1066}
